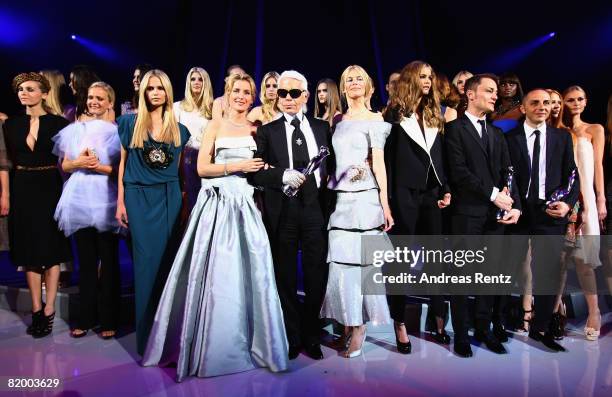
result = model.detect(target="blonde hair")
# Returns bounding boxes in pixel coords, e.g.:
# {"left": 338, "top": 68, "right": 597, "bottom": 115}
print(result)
{"left": 39, "top": 70, "right": 65, "bottom": 116}
{"left": 389, "top": 61, "right": 444, "bottom": 130}
{"left": 224, "top": 73, "right": 257, "bottom": 104}
{"left": 179, "top": 67, "right": 213, "bottom": 119}
{"left": 452, "top": 70, "right": 473, "bottom": 88}
{"left": 89, "top": 81, "right": 116, "bottom": 104}
{"left": 561, "top": 85, "right": 587, "bottom": 129}
{"left": 339, "top": 65, "right": 374, "bottom": 109}
{"left": 546, "top": 88, "right": 564, "bottom": 129}
{"left": 259, "top": 71, "right": 280, "bottom": 123}
{"left": 130, "top": 70, "right": 180, "bottom": 148}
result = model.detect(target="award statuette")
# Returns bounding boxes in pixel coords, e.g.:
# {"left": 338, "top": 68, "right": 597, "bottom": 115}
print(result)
{"left": 545, "top": 168, "right": 577, "bottom": 208}
{"left": 496, "top": 166, "right": 514, "bottom": 220}
{"left": 282, "top": 146, "right": 330, "bottom": 197}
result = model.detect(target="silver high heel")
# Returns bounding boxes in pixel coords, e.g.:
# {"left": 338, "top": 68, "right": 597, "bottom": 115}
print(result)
{"left": 344, "top": 327, "right": 366, "bottom": 358}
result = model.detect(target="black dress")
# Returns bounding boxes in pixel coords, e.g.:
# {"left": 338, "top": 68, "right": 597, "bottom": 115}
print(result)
{"left": 3, "top": 114, "right": 72, "bottom": 269}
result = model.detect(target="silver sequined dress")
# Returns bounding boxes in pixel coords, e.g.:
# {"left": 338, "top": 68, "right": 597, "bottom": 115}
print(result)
{"left": 320, "top": 120, "right": 392, "bottom": 326}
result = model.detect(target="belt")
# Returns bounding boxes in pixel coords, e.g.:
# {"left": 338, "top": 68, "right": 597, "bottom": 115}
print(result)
{"left": 16, "top": 165, "right": 57, "bottom": 171}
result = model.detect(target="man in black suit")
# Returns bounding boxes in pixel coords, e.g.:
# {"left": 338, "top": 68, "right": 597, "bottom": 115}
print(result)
{"left": 505, "top": 88, "right": 578, "bottom": 351}
{"left": 445, "top": 74, "right": 522, "bottom": 357}
{"left": 251, "top": 70, "right": 332, "bottom": 360}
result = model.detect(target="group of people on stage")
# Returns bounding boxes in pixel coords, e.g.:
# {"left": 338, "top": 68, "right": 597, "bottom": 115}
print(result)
{"left": 0, "top": 59, "right": 611, "bottom": 381}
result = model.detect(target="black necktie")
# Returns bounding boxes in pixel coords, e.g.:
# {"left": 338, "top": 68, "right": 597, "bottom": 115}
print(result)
{"left": 291, "top": 117, "right": 310, "bottom": 169}
{"left": 477, "top": 119, "right": 489, "bottom": 148}
{"left": 528, "top": 130, "right": 541, "bottom": 203}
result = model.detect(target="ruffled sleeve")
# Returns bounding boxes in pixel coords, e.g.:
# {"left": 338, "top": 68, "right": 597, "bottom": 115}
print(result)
{"left": 51, "top": 123, "right": 79, "bottom": 159}
{"left": 117, "top": 114, "right": 136, "bottom": 149}
{"left": 368, "top": 121, "right": 391, "bottom": 149}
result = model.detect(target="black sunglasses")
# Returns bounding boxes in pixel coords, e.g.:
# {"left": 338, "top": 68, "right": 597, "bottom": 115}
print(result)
{"left": 277, "top": 88, "right": 305, "bottom": 99}
{"left": 265, "top": 83, "right": 278, "bottom": 88}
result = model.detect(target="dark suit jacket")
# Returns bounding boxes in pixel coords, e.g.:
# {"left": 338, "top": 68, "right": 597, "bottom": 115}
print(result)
{"left": 385, "top": 116, "right": 449, "bottom": 203}
{"left": 251, "top": 115, "right": 333, "bottom": 237}
{"left": 505, "top": 124, "right": 579, "bottom": 226}
{"left": 445, "top": 114, "right": 521, "bottom": 217}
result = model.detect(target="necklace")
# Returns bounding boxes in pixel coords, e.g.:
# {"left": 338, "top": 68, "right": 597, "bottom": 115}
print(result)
{"left": 226, "top": 118, "right": 249, "bottom": 128}
{"left": 347, "top": 108, "right": 368, "bottom": 118}
{"left": 143, "top": 133, "right": 173, "bottom": 169}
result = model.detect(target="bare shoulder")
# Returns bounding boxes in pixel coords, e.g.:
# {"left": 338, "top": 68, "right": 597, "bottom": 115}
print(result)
{"left": 249, "top": 106, "right": 263, "bottom": 116}
{"left": 586, "top": 122, "right": 605, "bottom": 137}
{"left": 445, "top": 107, "right": 458, "bottom": 121}
{"left": 204, "top": 119, "right": 222, "bottom": 137}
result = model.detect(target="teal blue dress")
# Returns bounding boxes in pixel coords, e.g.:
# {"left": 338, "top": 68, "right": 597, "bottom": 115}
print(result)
{"left": 117, "top": 114, "right": 190, "bottom": 354}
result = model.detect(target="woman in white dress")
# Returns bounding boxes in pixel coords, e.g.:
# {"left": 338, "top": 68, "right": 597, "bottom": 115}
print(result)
{"left": 320, "top": 65, "right": 393, "bottom": 358}
{"left": 53, "top": 82, "right": 122, "bottom": 339}
{"left": 142, "top": 73, "right": 288, "bottom": 380}
{"left": 561, "top": 85, "right": 606, "bottom": 340}
{"left": 173, "top": 67, "right": 214, "bottom": 213}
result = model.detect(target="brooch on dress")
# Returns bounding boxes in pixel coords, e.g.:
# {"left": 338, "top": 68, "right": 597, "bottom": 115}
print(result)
{"left": 143, "top": 141, "right": 173, "bottom": 169}
{"left": 347, "top": 165, "right": 368, "bottom": 183}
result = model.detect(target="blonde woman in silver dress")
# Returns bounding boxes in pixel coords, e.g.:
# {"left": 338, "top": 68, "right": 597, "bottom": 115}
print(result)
{"left": 320, "top": 65, "right": 393, "bottom": 358}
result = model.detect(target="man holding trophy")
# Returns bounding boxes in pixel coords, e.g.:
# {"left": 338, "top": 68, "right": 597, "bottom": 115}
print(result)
{"left": 505, "top": 88, "right": 579, "bottom": 351}
{"left": 252, "top": 70, "right": 333, "bottom": 361}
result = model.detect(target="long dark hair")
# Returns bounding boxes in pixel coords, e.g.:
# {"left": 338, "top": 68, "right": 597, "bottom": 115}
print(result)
{"left": 131, "top": 63, "right": 153, "bottom": 109}
{"left": 70, "top": 65, "right": 100, "bottom": 117}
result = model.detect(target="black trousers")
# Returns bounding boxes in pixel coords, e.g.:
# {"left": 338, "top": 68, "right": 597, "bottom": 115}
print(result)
{"left": 272, "top": 197, "right": 327, "bottom": 347}
{"left": 450, "top": 212, "right": 505, "bottom": 342}
{"left": 74, "top": 228, "right": 120, "bottom": 331}
{"left": 509, "top": 201, "right": 565, "bottom": 333}
{"left": 387, "top": 186, "right": 446, "bottom": 324}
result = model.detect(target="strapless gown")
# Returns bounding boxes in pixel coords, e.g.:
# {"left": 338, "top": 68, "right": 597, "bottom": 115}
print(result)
{"left": 142, "top": 136, "right": 288, "bottom": 380}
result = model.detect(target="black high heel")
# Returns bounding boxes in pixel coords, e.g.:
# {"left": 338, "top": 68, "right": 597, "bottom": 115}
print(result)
{"left": 26, "top": 310, "right": 43, "bottom": 335}
{"left": 517, "top": 307, "right": 533, "bottom": 333}
{"left": 32, "top": 312, "right": 55, "bottom": 338}
{"left": 431, "top": 330, "right": 451, "bottom": 345}
{"left": 394, "top": 322, "right": 412, "bottom": 354}
{"left": 550, "top": 312, "right": 565, "bottom": 340}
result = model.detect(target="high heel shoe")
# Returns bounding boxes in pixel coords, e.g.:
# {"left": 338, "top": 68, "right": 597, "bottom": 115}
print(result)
{"left": 26, "top": 310, "right": 43, "bottom": 335}
{"left": 70, "top": 329, "right": 88, "bottom": 338}
{"left": 549, "top": 300, "right": 567, "bottom": 339}
{"left": 584, "top": 312, "right": 601, "bottom": 341}
{"left": 32, "top": 312, "right": 55, "bottom": 339}
{"left": 344, "top": 327, "right": 366, "bottom": 358}
{"left": 393, "top": 322, "right": 412, "bottom": 354}
{"left": 431, "top": 330, "right": 451, "bottom": 345}
{"left": 517, "top": 307, "right": 533, "bottom": 333}
{"left": 27, "top": 300, "right": 45, "bottom": 335}
{"left": 337, "top": 329, "right": 353, "bottom": 350}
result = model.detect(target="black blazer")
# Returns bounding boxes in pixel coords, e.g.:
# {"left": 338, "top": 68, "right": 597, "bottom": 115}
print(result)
{"left": 385, "top": 116, "right": 449, "bottom": 200}
{"left": 251, "top": 115, "right": 333, "bottom": 237}
{"left": 505, "top": 124, "right": 579, "bottom": 225}
{"left": 445, "top": 114, "right": 520, "bottom": 217}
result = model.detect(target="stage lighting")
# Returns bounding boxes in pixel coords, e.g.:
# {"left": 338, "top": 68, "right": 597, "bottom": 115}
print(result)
{"left": 549, "top": 32, "right": 556, "bottom": 38}
{"left": 71, "top": 34, "right": 76, "bottom": 40}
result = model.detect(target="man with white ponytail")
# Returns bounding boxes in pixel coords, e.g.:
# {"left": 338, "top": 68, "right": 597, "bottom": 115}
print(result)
{"left": 252, "top": 70, "right": 333, "bottom": 361}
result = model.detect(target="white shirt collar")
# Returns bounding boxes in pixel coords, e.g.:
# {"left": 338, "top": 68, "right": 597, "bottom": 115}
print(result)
{"left": 523, "top": 120, "right": 547, "bottom": 137}
{"left": 284, "top": 111, "right": 304, "bottom": 124}
{"left": 464, "top": 110, "right": 486, "bottom": 124}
